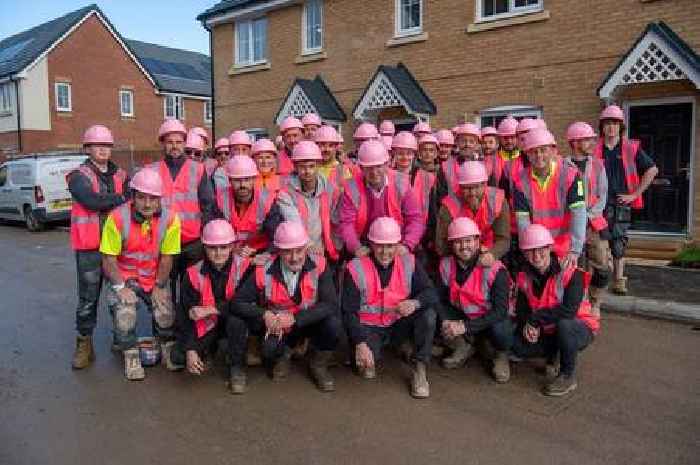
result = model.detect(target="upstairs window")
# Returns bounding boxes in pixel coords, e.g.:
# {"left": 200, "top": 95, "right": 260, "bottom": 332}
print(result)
{"left": 395, "top": 0, "right": 422, "bottom": 37}
{"left": 204, "top": 100, "right": 212, "bottom": 124}
{"left": 478, "top": 0, "right": 542, "bottom": 21}
{"left": 236, "top": 18, "right": 268, "bottom": 67}
{"left": 55, "top": 82, "right": 71, "bottom": 112}
{"left": 0, "top": 83, "right": 13, "bottom": 114}
{"left": 120, "top": 90, "right": 134, "bottom": 117}
{"left": 164, "top": 94, "right": 185, "bottom": 120}
{"left": 302, "top": 0, "right": 323, "bottom": 54}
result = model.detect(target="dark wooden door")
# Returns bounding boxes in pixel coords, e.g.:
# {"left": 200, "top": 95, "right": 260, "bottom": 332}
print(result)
{"left": 628, "top": 102, "right": 692, "bottom": 234}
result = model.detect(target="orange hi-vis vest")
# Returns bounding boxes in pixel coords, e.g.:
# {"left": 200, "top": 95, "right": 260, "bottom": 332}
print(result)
{"left": 186, "top": 256, "right": 250, "bottom": 338}
{"left": 505, "top": 156, "right": 525, "bottom": 236}
{"left": 254, "top": 255, "right": 326, "bottom": 315}
{"left": 213, "top": 176, "right": 275, "bottom": 251}
{"left": 111, "top": 202, "right": 174, "bottom": 292}
{"left": 593, "top": 138, "right": 643, "bottom": 209}
{"left": 484, "top": 153, "right": 506, "bottom": 187}
{"left": 277, "top": 149, "right": 294, "bottom": 176}
{"left": 412, "top": 169, "right": 436, "bottom": 223}
{"left": 439, "top": 256, "right": 505, "bottom": 319}
{"left": 441, "top": 187, "right": 505, "bottom": 249}
{"left": 516, "top": 266, "right": 600, "bottom": 335}
{"left": 347, "top": 253, "right": 415, "bottom": 328}
{"left": 567, "top": 156, "right": 608, "bottom": 231}
{"left": 441, "top": 157, "right": 462, "bottom": 200}
{"left": 255, "top": 173, "right": 283, "bottom": 194}
{"left": 150, "top": 158, "right": 204, "bottom": 244}
{"left": 344, "top": 169, "right": 411, "bottom": 237}
{"left": 514, "top": 159, "right": 578, "bottom": 258}
{"left": 69, "top": 163, "right": 127, "bottom": 251}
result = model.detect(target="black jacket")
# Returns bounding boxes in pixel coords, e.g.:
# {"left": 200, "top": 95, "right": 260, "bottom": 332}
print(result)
{"left": 67, "top": 160, "right": 128, "bottom": 212}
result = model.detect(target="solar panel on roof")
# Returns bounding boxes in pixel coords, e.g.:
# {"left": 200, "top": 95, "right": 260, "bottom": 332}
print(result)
{"left": 0, "top": 38, "right": 35, "bottom": 63}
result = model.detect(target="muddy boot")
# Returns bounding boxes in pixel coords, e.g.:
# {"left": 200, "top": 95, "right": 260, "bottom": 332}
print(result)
{"left": 397, "top": 341, "right": 414, "bottom": 363}
{"left": 291, "top": 338, "right": 309, "bottom": 360}
{"left": 272, "top": 348, "right": 291, "bottom": 382}
{"left": 589, "top": 286, "right": 605, "bottom": 318}
{"left": 545, "top": 352, "right": 560, "bottom": 380}
{"left": 124, "top": 348, "right": 145, "bottom": 381}
{"left": 411, "top": 361, "right": 430, "bottom": 399}
{"left": 360, "top": 365, "right": 377, "bottom": 380}
{"left": 492, "top": 351, "right": 511, "bottom": 383}
{"left": 229, "top": 366, "right": 247, "bottom": 395}
{"left": 543, "top": 374, "right": 578, "bottom": 397}
{"left": 246, "top": 336, "right": 262, "bottom": 367}
{"left": 309, "top": 351, "right": 335, "bottom": 392}
{"left": 72, "top": 335, "right": 95, "bottom": 369}
{"left": 611, "top": 277, "right": 628, "bottom": 295}
{"left": 442, "top": 337, "right": 475, "bottom": 369}
{"left": 161, "top": 341, "right": 184, "bottom": 371}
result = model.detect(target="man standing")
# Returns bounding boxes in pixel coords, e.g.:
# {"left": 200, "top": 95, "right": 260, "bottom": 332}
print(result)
{"left": 278, "top": 116, "right": 304, "bottom": 176}
{"left": 496, "top": 116, "right": 520, "bottom": 162}
{"left": 302, "top": 113, "right": 322, "bottom": 140}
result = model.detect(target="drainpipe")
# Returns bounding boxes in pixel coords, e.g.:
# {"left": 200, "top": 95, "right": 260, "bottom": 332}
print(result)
{"left": 13, "top": 77, "right": 22, "bottom": 153}
{"left": 206, "top": 23, "right": 215, "bottom": 138}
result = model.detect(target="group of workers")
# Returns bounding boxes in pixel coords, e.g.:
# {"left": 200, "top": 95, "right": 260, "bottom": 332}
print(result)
{"left": 67, "top": 106, "right": 657, "bottom": 399}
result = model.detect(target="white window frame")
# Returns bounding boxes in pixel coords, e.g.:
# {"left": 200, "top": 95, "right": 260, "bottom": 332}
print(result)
{"left": 119, "top": 89, "right": 134, "bottom": 117}
{"left": 234, "top": 17, "right": 268, "bottom": 68}
{"left": 476, "top": 0, "right": 543, "bottom": 23}
{"left": 164, "top": 94, "right": 185, "bottom": 120}
{"left": 55, "top": 82, "right": 72, "bottom": 112}
{"left": 0, "top": 82, "right": 13, "bottom": 115}
{"left": 204, "top": 99, "right": 213, "bottom": 124}
{"left": 246, "top": 128, "right": 269, "bottom": 141}
{"left": 395, "top": 0, "right": 423, "bottom": 37}
{"left": 302, "top": 0, "right": 324, "bottom": 55}
{"left": 478, "top": 105, "right": 542, "bottom": 127}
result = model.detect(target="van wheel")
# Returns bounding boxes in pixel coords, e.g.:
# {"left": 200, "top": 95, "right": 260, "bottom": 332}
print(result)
{"left": 24, "top": 206, "right": 44, "bottom": 232}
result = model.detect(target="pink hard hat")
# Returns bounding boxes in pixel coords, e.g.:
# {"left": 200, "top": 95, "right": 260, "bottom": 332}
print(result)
{"left": 497, "top": 116, "right": 518, "bottom": 137}
{"left": 382, "top": 135, "right": 394, "bottom": 150}
{"left": 367, "top": 216, "right": 402, "bottom": 244}
{"left": 455, "top": 123, "right": 481, "bottom": 139}
{"left": 130, "top": 169, "right": 163, "bottom": 197}
{"left": 519, "top": 223, "right": 554, "bottom": 251}
{"left": 457, "top": 161, "right": 488, "bottom": 185}
{"left": 522, "top": 128, "right": 556, "bottom": 152}
{"left": 302, "top": 113, "right": 322, "bottom": 127}
{"left": 158, "top": 119, "right": 187, "bottom": 141}
{"left": 191, "top": 127, "right": 209, "bottom": 144}
{"left": 280, "top": 116, "right": 304, "bottom": 133}
{"left": 252, "top": 138, "right": 277, "bottom": 155}
{"left": 185, "top": 132, "right": 205, "bottom": 151}
{"left": 516, "top": 118, "right": 538, "bottom": 134}
{"left": 358, "top": 140, "right": 389, "bottom": 167}
{"left": 82, "top": 125, "right": 114, "bottom": 146}
{"left": 413, "top": 121, "right": 432, "bottom": 135}
{"left": 481, "top": 126, "right": 498, "bottom": 138}
{"left": 202, "top": 219, "right": 236, "bottom": 246}
{"left": 447, "top": 217, "right": 481, "bottom": 240}
{"left": 214, "top": 138, "right": 230, "bottom": 151}
{"left": 600, "top": 104, "right": 625, "bottom": 122}
{"left": 419, "top": 134, "right": 439, "bottom": 146}
{"left": 225, "top": 155, "right": 259, "bottom": 178}
{"left": 566, "top": 122, "right": 597, "bottom": 141}
{"left": 314, "top": 125, "right": 339, "bottom": 144}
{"left": 436, "top": 129, "right": 455, "bottom": 146}
{"left": 392, "top": 131, "right": 418, "bottom": 151}
{"left": 379, "top": 120, "right": 395, "bottom": 136}
{"left": 274, "top": 221, "right": 310, "bottom": 249}
{"left": 534, "top": 118, "right": 548, "bottom": 130}
{"left": 292, "top": 140, "right": 322, "bottom": 161}
{"left": 354, "top": 122, "right": 379, "bottom": 141}
{"left": 229, "top": 130, "right": 252, "bottom": 147}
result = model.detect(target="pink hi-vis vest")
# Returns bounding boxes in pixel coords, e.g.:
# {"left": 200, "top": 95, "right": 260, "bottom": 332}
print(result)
{"left": 439, "top": 256, "right": 505, "bottom": 319}
{"left": 412, "top": 169, "right": 436, "bottom": 223}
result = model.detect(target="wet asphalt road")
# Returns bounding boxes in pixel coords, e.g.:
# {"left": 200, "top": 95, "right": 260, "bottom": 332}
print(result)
{"left": 0, "top": 224, "right": 698, "bottom": 465}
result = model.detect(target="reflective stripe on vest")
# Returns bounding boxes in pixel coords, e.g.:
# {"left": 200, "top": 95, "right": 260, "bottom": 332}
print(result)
{"left": 440, "top": 186, "right": 504, "bottom": 249}
{"left": 439, "top": 256, "right": 504, "bottom": 318}
{"left": 593, "top": 138, "right": 643, "bottom": 209}
{"left": 567, "top": 156, "right": 608, "bottom": 231}
{"left": 277, "top": 149, "right": 294, "bottom": 176}
{"left": 254, "top": 255, "right": 326, "bottom": 315}
{"left": 412, "top": 169, "right": 436, "bottom": 223}
{"left": 345, "top": 169, "right": 409, "bottom": 236}
{"left": 484, "top": 154, "right": 505, "bottom": 187}
{"left": 214, "top": 179, "right": 274, "bottom": 251}
{"left": 152, "top": 159, "right": 202, "bottom": 243}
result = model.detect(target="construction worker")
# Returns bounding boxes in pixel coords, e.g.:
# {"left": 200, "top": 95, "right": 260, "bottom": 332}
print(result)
{"left": 251, "top": 138, "right": 283, "bottom": 192}
{"left": 391, "top": 131, "right": 417, "bottom": 175}
{"left": 229, "top": 130, "right": 253, "bottom": 157}
{"left": 412, "top": 121, "right": 432, "bottom": 139}
{"left": 177, "top": 219, "right": 252, "bottom": 394}
{"left": 302, "top": 113, "right": 322, "bottom": 140}
{"left": 454, "top": 122, "right": 482, "bottom": 161}
{"left": 515, "top": 118, "right": 538, "bottom": 154}
{"left": 99, "top": 169, "right": 180, "bottom": 380}
{"left": 338, "top": 140, "right": 425, "bottom": 259}
{"left": 185, "top": 130, "right": 206, "bottom": 163}
{"left": 435, "top": 129, "right": 455, "bottom": 163}
{"left": 436, "top": 122, "right": 481, "bottom": 204}
{"left": 513, "top": 128, "right": 587, "bottom": 270}
{"left": 379, "top": 120, "right": 395, "bottom": 138}
{"left": 277, "top": 116, "right": 303, "bottom": 176}
{"left": 513, "top": 224, "right": 600, "bottom": 397}
{"left": 481, "top": 126, "right": 507, "bottom": 189}
{"left": 343, "top": 216, "right": 438, "bottom": 398}
{"left": 205, "top": 138, "right": 230, "bottom": 177}
{"left": 435, "top": 161, "right": 510, "bottom": 262}
{"left": 314, "top": 125, "right": 356, "bottom": 183}
{"left": 232, "top": 221, "right": 340, "bottom": 391}
{"left": 68, "top": 125, "right": 128, "bottom": 369}
{"left": 497, "top": 116, "right": 520, "bottom": 162}
{"left": 436, "top": 217, "right": 512, "bottom": 382}
{"left": 565, "top": 122, "right": 611, "bottom": 316}
{"left": 593, "top": 105, "right": 658, "bottom": 295}
{"left": 191, "top": 126, "right": 210, "bottom": 147}
{"left": 348, "top": 122, "right": 379, "bottom": 163}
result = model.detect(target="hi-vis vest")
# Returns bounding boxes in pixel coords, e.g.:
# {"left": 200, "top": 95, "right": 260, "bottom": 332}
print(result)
{"left": 412, "top": 169, "right": 436, "bottom": 223}
{"left": 347, "top": 253, "right": 415, "bottom": 328}
{"left": 441, "top": 187, "right": 505, "bottom": 249}
{"left": 566, "top": 156, "right": 608, "bottom": 231}
{"left": 69, "top": 163, "right": 127, "bottom": 251}
{"left": 439, "top": 256, "right": 505, "bottom": 319}
{"left": 344, "top": 169, "right": 411, "bottom": 237}
{"left": 110, "top": 202, "right": 174, "bottom": 292}
{"left": 517, "top": 266, "right": 600, "bottom": 335}
{"left": 277, "top": 149, "right": 294, "bottom": 176}
{"left": 440, "top": 157, "right": 462, "bottom": 200}
{"left": 484, "top": 153, "right": 506, "bottom": 188}
{"left": 255, "top": 255, "right": 326, "bottom": 315}
{"left": 187, "top": 256, "right": 250, "bottom": 338}
{"left": 150, "top": 158, "right": 204, "bottom": 244}
{"left": 593, "top": 138, "right": 643, "bottom": 209}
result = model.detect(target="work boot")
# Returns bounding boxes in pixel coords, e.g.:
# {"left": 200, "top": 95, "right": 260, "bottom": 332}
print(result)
{"left": 543, "top": 374, "right": 578, "bottom": 397}
{"left": 611, "top": 277, "right": 628, "bottom": 295}
{"left": 124, "top": 348, "right": 145, "bottom": 381}
{"left": 272, "top": 348, "right": 291, "bottom": 382}
{"left": 545, "top": 352, "right": 561, "bottom": 380}
{"left": 229, "top": 366, "right": 247, "bottom": 395}
{"left": 246, "top": 336, "right": 262, "bottom": 367}
{"left": 492, "top": 351, "right": 511, "bottom": 383}
{"left": 589, "top": 286, "right": 605, "bottom": 318}
{"left": 442, "top": 337, "right": 475, "bottom": 369}
{"left": 309, "top": 350, "right": 335, "bottom": 392}
{"left": 411, "top": 361, "right": 430, "bottom": 399}
{"left": 291, "top": 338, "right": 309, "bottom": 360}
{"left": 360, "top": 365, "right": 377, "bottom": 380}
{"left": 397, "top": 341, "right": 414, "bottom": 363}
{"left": 161, "top": 341, "right": 184, "bottom": 371}
{"left": 72, "top": 335, "right": 95, "bottom": 369}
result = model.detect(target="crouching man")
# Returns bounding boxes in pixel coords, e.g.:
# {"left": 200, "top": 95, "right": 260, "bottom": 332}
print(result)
{"left": 437, "top": 217, "right": 513, "bottom": 383}
{"left": 342, "top": 217, "right": 438, "bottom": 399}
{"left": 100, "top": 169, "right": 180, "bottom": 380}
{"left": 513, "top": 224, "right": 600, "bottom": 396}
{"left": 232, "top": 221, "right": 340, "bottom": 392}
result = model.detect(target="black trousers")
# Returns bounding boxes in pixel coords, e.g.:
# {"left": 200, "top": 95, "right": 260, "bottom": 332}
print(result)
{"left": 362, "top": 307, "right": 437, "bottom": 364}
{"left": 170, "top": 239, "right": 204, "bottom": 300}
{"left": 463, "top": 318, "right": 514, "bottom": 352}
{"left": 75, "top": 250, "right": 103, "bottom": 336}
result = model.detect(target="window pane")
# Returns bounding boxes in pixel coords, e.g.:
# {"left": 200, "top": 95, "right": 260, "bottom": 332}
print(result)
{"left": 306, "top": 0, "right": 322, "bottom": 50}
{"left": 515, "top": 0, "right": 539, "bottom": 7}
{"left": 165, "top": 95, "right": 174, "bottom": 118}
{"left": 177, "top": 97, "right": 184, "bottom": 119}
{"left": 237, "top": 21, "right": 250, "bottom": 64}
{"left": 57, "top": 84, "right": 70, "bottom": 109}
{"left": 483, "top": 0, "right": 509, "bottom": 16}
{"left": 253, "top": 18, "right": 267, "bottom": 61}
{"left": 121, "top": 91, "right": 132, "bottom": 115}
{"left": 400, "top": 0, "right": 420, "bottom": 30}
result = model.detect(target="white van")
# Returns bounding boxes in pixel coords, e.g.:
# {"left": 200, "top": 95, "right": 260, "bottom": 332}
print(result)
{"left": 0, "top": 152, "right": 87, "bottom": 231}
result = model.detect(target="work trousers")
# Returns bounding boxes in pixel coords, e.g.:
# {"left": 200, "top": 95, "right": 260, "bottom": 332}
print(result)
{"left": 75, "top": 250, "right": 103, "bottom": 336}
{"left": 457, "top": 318, "right": 514, "bottom": 352}
{"left": 361, "top": 307, "right": 437, "bottom": 364}
{"left": 584, "top": 229, "right": 612, "bottom": 288}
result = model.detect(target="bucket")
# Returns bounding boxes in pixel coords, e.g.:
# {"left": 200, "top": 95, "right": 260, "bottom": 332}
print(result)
{"left": 138, "top": 337, "right": 161, "bottom": 367}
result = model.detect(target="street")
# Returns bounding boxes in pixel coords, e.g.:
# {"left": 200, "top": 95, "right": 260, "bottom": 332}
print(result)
{"left": 0, "top": 224, "right": 698, "bottom": 465}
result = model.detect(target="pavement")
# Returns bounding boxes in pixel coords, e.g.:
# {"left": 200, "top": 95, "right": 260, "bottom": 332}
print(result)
{"left": 0, "top": 224, "right": 699, "bottom": 465}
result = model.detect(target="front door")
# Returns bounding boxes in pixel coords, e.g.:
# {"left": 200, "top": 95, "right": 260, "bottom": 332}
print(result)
{"left": 628, "top": 102, "right": 693, "bottom": 234}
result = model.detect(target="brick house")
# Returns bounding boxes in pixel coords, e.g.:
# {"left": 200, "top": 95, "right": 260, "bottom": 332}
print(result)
{"left": 198, "top": 0, "right": 700, "bottom": 256}
{"left": 0, "top": 4, "right": 212, "bottom": 166}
